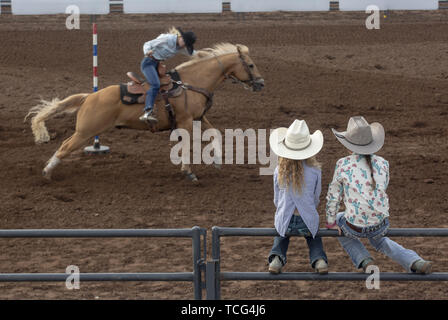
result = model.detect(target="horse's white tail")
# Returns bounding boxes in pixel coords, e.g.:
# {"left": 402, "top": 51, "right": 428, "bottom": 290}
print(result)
{"left": 24, "top": 93, "right": 90, "bottom": 144}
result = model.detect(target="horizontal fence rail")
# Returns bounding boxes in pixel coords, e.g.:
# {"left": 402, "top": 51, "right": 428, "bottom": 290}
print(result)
{"left": 213, "top": 227, "right": 448, "bottom": 238}
{"left": 208, "top": 227, "right": 448, "bottom": 300}
{"left": 0, "top": 228, "right": 202, "bottom": 238}
{"left": 0, "top": 273, "right": 194, "bottom": 282}
{"left": 220, "top": 272, "right": 448, "bottom": 281}
{"left": 0, "top": 227, "right": 206, "bottom": 300}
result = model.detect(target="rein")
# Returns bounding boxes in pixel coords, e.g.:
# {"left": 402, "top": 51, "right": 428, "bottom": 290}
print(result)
{"left": 162, "top": 48, "right": 256, "bottom": 129}
{"left": 182, "top": 84, "right": 214, "bottom": 120}
{"left": 163, "top": 71, "right": 214, "bottom": 128}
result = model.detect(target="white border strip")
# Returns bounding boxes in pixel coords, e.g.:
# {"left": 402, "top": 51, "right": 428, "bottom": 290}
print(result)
{"left": 11, "top": 0, "right": 110, "bottom": 15}
{"left": 123, "top": 0, "right": 222, "bottom": 14}
{"left": 230, "top": 0, "right": 330, "bottom": 12}
{"left": 339, "top": 0, "right": 438, "bottom": 11}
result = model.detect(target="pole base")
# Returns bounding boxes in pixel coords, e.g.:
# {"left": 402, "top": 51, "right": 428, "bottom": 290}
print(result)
{"left": 84, "top": 145, "right": 110, "bottom": 155}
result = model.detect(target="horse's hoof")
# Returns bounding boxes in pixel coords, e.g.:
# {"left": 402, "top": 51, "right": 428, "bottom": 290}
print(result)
{"left": 42, "top": 169, "right": 52, "bottom": 180}
{"left": 186, "top": 173, "right": 198, "bottom": 183}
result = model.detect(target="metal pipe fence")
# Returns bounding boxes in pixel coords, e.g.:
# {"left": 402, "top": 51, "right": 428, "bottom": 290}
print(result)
{"left": 0, "top": 227, "right": 207, "bottom": 300}
{"left": 207, "top": 227, "right": 448, "bottom": 300}
{"left": 0, "top": 226, "right": 447, "bottom": 299}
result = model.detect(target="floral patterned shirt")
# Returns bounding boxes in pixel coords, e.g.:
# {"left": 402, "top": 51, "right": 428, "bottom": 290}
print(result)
{"left": 326, "top": 154, "right": 390, "bottom": 227}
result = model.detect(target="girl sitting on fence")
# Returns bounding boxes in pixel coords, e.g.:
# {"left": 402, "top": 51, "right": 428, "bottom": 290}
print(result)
{"left": 267, "top": 119, "right": 328, "bottom": 274}
{"left": 325, "top": 116, "right": 432, "bottom": 274}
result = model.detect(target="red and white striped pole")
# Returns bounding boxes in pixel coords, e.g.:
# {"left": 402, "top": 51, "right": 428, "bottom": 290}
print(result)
{"left": 85, "top": 15, "right": 109, "bottom": 155}
{"left": 93, "top": 22, "right": 98, "bottom": 93}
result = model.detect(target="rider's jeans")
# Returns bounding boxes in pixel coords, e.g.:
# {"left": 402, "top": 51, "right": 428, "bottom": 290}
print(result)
{"left": 336, "top": 212, "right": 422, "bottom": 272}
{"left": 140, "top": 56, "right": 160, "bottom": 112}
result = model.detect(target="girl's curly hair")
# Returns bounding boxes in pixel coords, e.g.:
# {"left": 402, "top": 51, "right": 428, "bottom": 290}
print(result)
{"left": 278, "top": 156, "right": 321, "bottom": 193}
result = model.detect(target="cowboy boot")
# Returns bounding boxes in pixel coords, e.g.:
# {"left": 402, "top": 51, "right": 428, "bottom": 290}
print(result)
{"left": 361, "top": 257, "right": 375, "bottom": 273}
{"left": 139, "top": 108, "right": 158, "bottom": 124}
{"left": 268, "top": 256, "right": 283, "bottom": 274}
{"left": 411, "top": 260, "right": 432, "bottom": 274}
{"left": 314, "top": 259, "right": 329, "bottom": 274}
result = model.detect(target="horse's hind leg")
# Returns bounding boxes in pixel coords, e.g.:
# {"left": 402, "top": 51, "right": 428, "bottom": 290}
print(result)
{"left": 42, "top": 132, "right": 90, "bottom": 179}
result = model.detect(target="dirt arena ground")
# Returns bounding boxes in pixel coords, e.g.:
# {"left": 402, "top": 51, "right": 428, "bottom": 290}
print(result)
{"left": 0, "top": 10, "right": 447, "bottom": 300}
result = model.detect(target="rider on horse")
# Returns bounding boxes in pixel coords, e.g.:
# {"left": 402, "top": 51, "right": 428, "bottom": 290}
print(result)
{"left": 139, "top": 27, "right": 197, "bottom": 124}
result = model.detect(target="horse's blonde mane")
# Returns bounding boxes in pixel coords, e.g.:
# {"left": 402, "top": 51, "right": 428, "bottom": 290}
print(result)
{"left": 177, "top": 43, "right": 249, "bottom": 70}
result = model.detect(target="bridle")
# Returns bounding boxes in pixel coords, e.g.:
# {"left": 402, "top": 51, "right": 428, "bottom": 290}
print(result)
{"left": 160, "top": 47, "right": 261, "bottom": 132}
{"left": 214, "top": 47, "right": 258, "bottom": 90}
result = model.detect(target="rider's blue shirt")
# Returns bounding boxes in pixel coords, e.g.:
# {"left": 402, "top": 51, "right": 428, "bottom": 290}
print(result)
{"left": 143, "top": 33, "right": 195, "bottom": 60}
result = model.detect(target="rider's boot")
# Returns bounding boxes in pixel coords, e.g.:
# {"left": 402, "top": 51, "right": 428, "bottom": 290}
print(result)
{"left": 139, "top": 108, "right": 158, "bottom": 124}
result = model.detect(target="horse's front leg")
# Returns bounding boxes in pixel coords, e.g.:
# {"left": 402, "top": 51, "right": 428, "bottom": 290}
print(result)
{"left": 176, "top": 118, "right": 199, "bottom": 183}
{"left": 181, "top": 163, "right": 198, "bottom": 182}
{"left": 202, "top": 116, "right": 222, "bottom": 170}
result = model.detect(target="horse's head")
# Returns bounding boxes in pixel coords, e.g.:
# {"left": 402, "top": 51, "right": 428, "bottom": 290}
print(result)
{"left": 229, "top": 44, "right": 265, "bottom": 92}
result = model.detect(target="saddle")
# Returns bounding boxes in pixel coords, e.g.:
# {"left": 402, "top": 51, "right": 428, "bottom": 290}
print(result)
{"left": 120, "top": 63, "right": 183, "bottom": 105}
{"left": 120, "top": 64, "right": 214, "bottom": 133}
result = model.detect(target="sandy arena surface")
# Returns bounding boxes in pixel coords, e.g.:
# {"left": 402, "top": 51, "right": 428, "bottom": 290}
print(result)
{"left": 0, "top": 10, "right": 447, "bottom": 299}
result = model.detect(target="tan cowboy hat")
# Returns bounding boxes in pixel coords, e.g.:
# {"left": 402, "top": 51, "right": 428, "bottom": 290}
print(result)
{"left": 269, "top": 119, "right": 324, "bottom": 160}
{"left": 332, "top": 116, "right": 385, "bottom": 155}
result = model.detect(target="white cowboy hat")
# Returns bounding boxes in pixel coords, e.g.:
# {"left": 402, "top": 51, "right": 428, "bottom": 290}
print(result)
{"left": 332, "top": 116, "right": 385, "bottom": 155}
{"left": 269, "top": 119, "right": 324, "bottom": 160}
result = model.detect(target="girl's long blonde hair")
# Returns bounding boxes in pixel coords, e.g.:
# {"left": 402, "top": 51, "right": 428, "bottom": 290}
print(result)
{"left": 278, "top": 156, "right": 321, "bottom": 193}
{"left": 168, "top": 26, "right": 181, "bottom": 36}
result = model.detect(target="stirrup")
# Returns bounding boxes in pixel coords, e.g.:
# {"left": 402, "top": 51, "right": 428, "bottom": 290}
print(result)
{"left": 139, "top": 111, "right": 158, "bottom": 123}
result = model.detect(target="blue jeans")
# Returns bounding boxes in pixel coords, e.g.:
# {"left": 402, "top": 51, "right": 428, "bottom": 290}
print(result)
{"left": 268, "top": 215, "right": 328, "bottom": 267}
{"left": 336, "top": 212, "right": 422, "bottom": 272}
{"left": 140, "top": 57, "right": 160, "bottom": 112}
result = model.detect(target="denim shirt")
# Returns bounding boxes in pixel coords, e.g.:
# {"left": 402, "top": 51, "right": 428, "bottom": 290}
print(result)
{"left": 143, "top": 33, "right": 193, "bottom": 61}
{"left": 273, "top": 163, "right": 322, "bottom": 238}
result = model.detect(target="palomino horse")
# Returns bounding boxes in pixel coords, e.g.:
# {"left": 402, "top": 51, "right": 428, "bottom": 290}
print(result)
{"left": 25, "top": 43, "right": 265, "bottom": 181}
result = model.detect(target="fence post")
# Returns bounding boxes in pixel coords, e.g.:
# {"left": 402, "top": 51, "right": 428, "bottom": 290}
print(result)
{"left": 206, "top": 260, "right": 219, "bottom": 300}
{"left": 192, "top": 226, "right": 203, "bottom": 300}
{"left": 211, "top": 226, "right": 221, "bottom": 300}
